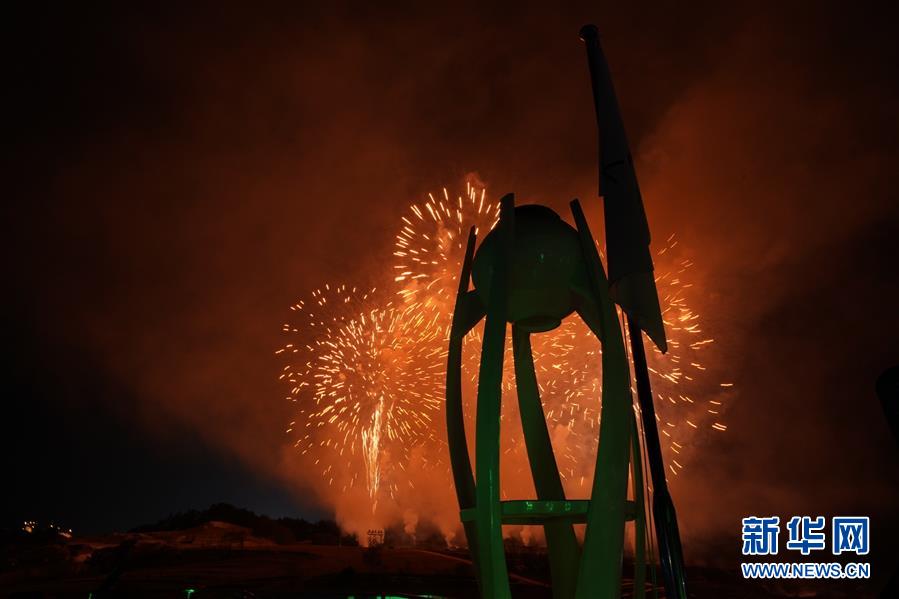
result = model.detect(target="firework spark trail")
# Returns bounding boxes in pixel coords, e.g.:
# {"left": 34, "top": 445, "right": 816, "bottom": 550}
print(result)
{"left": 361, "top": 396, "right": 385, "bottom": 511}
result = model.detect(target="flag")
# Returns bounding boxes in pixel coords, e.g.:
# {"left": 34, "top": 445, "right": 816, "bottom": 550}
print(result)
{"left": 580, "top": 24, "right": 667, "bottom": 353}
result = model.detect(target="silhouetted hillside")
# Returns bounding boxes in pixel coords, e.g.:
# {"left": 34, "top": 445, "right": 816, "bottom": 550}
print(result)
{"left": 130, "top": 503, "right": 357, "bottom": 546}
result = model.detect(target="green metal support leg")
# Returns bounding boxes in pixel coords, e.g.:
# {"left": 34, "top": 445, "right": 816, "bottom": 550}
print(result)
{"left": 472, "top": 195, "right": 516, "bottom": 598}
{"left": 512, "top": 325, "right": 581, "bottom": 598}
{"left": 571, "top": 199, "right": 633, "bottom": 599}
{"left": 446, "top": 227, "right": 485, "bottom": 587}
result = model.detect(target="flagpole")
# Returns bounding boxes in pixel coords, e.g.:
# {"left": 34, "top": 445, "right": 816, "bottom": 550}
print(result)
{"left": 579, "top": 23, "right": 688, "bottom": 598}
{"left": 627, "top": 316, "right": 687, "bottom": 599}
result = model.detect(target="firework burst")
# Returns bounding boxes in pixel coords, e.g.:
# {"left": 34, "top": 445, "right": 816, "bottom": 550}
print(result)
{"left": 276, "top": 284, "right": 445, "bottom": 507}
{"left": 389, "top": 185, "right": 730, "bottom": 493}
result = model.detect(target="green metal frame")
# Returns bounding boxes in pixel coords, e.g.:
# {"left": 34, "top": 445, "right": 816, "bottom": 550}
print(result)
{"left": 446, "top": 195, "right": 649, "bottom": 598}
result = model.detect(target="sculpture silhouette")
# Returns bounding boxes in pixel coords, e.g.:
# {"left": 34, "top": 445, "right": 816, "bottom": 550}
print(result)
{"left": 446, "top": 195, "right": 648, "bottom": 598}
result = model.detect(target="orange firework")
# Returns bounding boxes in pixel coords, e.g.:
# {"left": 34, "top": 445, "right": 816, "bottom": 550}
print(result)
{"left": 390, "top": 184, "right": 730, "bottom": 491}
{"left": 276, "top": 284, "right": 445, "bottom": 507}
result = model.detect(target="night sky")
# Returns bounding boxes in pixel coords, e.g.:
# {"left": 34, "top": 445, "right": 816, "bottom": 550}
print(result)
{"left": 4, "top": 0, "right": 899, "bottom": 571}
